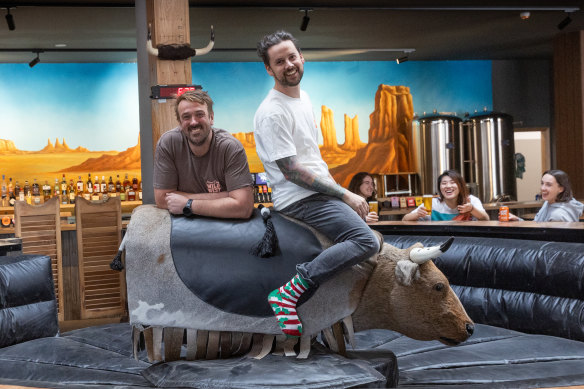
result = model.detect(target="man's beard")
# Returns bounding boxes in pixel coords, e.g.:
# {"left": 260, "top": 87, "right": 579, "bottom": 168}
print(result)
{"left": 275, "top": 66, "right": 303, "bottom": 87}
{"left": 187, "top": 124, "right": 210, "bottom": 146}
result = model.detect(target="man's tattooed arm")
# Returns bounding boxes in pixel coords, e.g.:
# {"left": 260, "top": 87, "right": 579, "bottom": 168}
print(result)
{"left": 276, "top": 155, "right": 345, "bottom": 198}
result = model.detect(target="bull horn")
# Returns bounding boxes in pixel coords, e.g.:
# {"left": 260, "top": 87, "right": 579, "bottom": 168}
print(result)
{"left": 146, "top": 25, "right": 215, "bottom": 57}
{"left": 409, "top": 236, "right": 454, "bottom": 264}
{"left": 194, "top": 25, "right": 215, "bottom": 56}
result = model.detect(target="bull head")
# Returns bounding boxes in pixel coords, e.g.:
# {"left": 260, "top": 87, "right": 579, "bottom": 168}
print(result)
{"left": 352, "top": 237, "right": 474, "bottom": 346}
{"left": 147, "top": 25, "right": 215, "bottom": 60}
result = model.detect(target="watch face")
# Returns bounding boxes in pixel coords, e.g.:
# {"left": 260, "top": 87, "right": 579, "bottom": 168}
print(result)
{"left": 183, "top": 199, "right": 193, "bottom": 216}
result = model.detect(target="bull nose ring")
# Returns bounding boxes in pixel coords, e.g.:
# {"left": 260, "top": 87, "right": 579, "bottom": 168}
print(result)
{"left": 466, "top": 323, "right": 475, "bottom": 336}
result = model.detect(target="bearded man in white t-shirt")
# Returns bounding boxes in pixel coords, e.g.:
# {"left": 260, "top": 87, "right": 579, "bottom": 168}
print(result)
{"left": 253, "top": 31, "right": 380, "bottom": 338}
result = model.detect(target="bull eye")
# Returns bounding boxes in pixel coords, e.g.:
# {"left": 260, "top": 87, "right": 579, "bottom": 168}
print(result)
{"left": 434, "top": 282, "right": 444, "bottom": 292}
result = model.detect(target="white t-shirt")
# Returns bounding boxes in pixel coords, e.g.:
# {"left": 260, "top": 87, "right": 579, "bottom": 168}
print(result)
{"left": 411, "top": 195, "right": 485, "bottom": 221}
{"left": 254, "top": 89, "right": 331, "bottom": 210}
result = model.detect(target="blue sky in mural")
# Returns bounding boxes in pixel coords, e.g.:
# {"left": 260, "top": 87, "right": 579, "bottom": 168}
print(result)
{"left": 193, "top": 60, "right": 492, "bottom": 144}
{"left": 0, "top": 60, "right": 491, "bottom": 151}
{"left": 0, "top": 63, "right": 139, "bottom": 151}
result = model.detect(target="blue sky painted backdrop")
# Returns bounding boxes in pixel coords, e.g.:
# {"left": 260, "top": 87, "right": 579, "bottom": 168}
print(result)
{"left": 0, "top": 60, "right": 492, "bottom": 151}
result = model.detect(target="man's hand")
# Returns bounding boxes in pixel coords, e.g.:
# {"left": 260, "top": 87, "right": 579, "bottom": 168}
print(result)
{"left": 165, "top": 192, "right": 189, "bottom": 215}
{"left": 342, "top": 191, "right": 369, "bottom": 220}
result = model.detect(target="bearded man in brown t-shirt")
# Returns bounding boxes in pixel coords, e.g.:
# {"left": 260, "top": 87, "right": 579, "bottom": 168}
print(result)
{"left": 153, "top": 90, "right": 254, "bottom": 219}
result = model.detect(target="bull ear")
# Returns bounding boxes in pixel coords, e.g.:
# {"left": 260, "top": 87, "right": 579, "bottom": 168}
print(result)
{"left": 409, "top": 237, "right": 454, "bottom": 264}
{"left": 395, "top": 260, "right": 420, "bottom": 286}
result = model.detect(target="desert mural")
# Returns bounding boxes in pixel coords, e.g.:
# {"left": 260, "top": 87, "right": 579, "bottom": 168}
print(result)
{"left": 0, "top": 61, "right": 492, "bottom": 194}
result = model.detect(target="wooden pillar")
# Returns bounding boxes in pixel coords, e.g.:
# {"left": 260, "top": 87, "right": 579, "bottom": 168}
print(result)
{"left": 146, "top": 0, "right": 192, "bottom": 154}
{"left": 553, "top": 31, "right": 584, "bottom": 196}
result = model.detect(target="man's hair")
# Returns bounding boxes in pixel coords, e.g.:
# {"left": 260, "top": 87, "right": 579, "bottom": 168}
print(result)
{"left": 437, "top": 170, "right": 469, "bottom": 205}
{"left": 256, "top": 30, "right": 301, "bottom": 66}
{"left": 175, "top": 90, "right": 214, "bottom": 121}
{"left": 543, "top": 169, "right": 573, "bottom": 202}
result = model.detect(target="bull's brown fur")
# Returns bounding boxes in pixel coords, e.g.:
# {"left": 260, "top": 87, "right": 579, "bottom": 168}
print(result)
{"left": 352, "top": 243, "right": 473, "bottom": 345}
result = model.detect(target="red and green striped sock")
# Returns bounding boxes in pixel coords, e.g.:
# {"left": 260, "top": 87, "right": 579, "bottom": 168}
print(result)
{"left": 268, "top": 274, "right": 309, "bottom": 338}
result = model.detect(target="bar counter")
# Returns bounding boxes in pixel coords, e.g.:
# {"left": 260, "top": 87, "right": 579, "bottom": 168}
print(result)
{"left": 370, "top": 220, "right": 584, "bottom": 243}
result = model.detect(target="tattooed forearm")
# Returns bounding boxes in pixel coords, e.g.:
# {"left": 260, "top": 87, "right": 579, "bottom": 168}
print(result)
{"left": 276, "top": 156, "right": 346, "bottom": 198}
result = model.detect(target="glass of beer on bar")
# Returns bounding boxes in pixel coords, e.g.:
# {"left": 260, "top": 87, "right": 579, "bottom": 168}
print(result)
{"left": 368, "top": 201, "right": 379, "bottom": 214}
{"left": 423, "top": 195, "right": 433, "bottom": 216}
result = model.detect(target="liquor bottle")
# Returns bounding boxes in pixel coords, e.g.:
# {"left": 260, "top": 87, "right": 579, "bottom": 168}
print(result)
{"left": 93, "top": 175, "right": 100, "bottom": 194}
{"left": 60, "top": 176, "right": 68, "bottom": 205}
{"left": 122, "top": 173, "right": 131, "bottom": 201}
{"left": 32, "top": 179, "right": 41, "bottom": 205}
{"left": 130, "top": 176, "right": 138, "bottom": 201}
{"left": 8, "top": 178, "right": 15, "bottom": 207}
{"left": 53, "top": 178, "right": 60, "bottom": 199}
{"left": 1, "top": 175, "right": 6, "bottom": 207}
{"left": 267, "top": 186, "right": 272, "bottom": 202}
{"left": 14, "top": 180, "right": 21, "bottom": 202}
{"left": 115, "top": 175, "right": 122, "bottom": 194}
{"left": 128, "top": 176, "right": 137, "bottom": 201}
{"left": 42, "top": 180, "right": 52, "bottom": 202}
{"left": 68, "top": 179, "right": 76, "bottom": 204}
{"left": 85, "top": 174, "right": 93, "bottom": 200}
{"left": 138, "top": 179, "right": 142, "bottom": 201}
{"left": 100, "top": 176, "right": 107, "bottom": 194}
{"left": 262, "top": 185, "right": 268, "bottom": 203}
{"left": 61, "top": 174, "right": 67, "bottom": 196}
{"left": 76, "top": 176, "right": 84, "bottom": 196}
{"left": 108, "top": 176, "right": 115, "bottom": 196}
{"left": 24, "top": 180, "right": 32, "bottom": 204}
{"left": 91, "top": 175, "right": 100, "bottom": 201}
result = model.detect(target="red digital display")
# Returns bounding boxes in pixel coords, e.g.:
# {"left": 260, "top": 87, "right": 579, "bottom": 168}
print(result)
{"left": 151, "top": 84, "right": 202, "bottom": 99}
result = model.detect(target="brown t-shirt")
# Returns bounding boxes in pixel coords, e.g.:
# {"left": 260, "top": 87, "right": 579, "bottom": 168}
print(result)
{"left": 153, "top": 127, "right": 253, "bottom": 194}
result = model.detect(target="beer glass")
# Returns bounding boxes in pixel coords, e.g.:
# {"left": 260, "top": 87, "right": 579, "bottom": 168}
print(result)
{"left": 368, "top": 201, "right": 379, "bottom": 214}
{"left": 423, "top": 195, "right": 433, "bottom": 216}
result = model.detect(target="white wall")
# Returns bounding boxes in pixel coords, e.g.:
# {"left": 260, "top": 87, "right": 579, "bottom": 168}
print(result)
{"left": 514, "top": 131, "right": 543, "bottom": 201}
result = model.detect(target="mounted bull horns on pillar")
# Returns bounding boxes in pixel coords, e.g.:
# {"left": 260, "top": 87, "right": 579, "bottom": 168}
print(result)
{"left": 147, "top": 25, "right": 215, "bottom": 60}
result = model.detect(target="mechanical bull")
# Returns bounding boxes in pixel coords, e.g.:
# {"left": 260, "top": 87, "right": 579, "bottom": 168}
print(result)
{"left": 118, "top": 205, "right": 473, "bottom": 362}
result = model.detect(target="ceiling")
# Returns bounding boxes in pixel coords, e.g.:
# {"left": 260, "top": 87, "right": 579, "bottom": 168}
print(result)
{"left": 0, "top": 1, "right": 582, "bottom": 64}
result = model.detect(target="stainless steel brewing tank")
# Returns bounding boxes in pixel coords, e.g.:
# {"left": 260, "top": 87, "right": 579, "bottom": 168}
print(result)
{"left": 462, "top": 112, "right": 517, "bottom": 202}
{"left": 413, "top": 114, "right": 463, "bottom": 195}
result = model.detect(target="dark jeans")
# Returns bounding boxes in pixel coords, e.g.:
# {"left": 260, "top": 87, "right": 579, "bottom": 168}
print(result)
{"left": 280, "top": 193, "right": 380, "bottom": 286}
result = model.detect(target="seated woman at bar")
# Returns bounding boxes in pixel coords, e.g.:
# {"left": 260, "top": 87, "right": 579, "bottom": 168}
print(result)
{"left": 348, "top": 172, "right": 379, "bottom": 223}
{"left": 402, "top": 169, "right": 489, "bottom": 221}
{"left": 509, "top": 169, "right": 583, "bottom": 222}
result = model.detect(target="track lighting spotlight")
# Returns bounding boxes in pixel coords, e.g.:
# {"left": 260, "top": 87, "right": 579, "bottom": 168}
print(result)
{"left": 396, "top": 56, "right": 409, "bottom": 64}
{"left": 29, "top": 52, "right": 40, "bottom": 68}
{"left": 557, "top": 14, "right": 572, "bottom": 30}
{"left": 5, "top": 8, "right": 15, "bottom": 31}
{"left": 300, "top": 9, "right": 311, "bottom": 32}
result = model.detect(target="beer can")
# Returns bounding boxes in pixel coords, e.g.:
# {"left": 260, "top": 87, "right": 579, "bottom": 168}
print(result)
{"left": 498, "top": 206, "right": 509, "bottom": 222}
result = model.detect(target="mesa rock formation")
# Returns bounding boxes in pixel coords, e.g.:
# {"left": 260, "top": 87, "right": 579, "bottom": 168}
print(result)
{"left": 0, "top": 139, "right": 22, "bottom": 154}
{"left": 38, "top": 138, "right": 89, "bottom": 153}
{"left": 61, "top": 139, "right": 141, "bottom": 172}
{"left": 232, "top": 132, "right": 255, "bottom": 149}
{"left": 330, "top": 84, "right": 414, "bottom": 188}
{"left": 319, "top": 106, "right": 365, "bottom": 167}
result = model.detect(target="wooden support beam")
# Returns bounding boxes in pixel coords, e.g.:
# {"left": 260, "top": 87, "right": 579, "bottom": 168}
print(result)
{"left": 553, "top": 31, "right": 584, "bottom": 195}
{"left": 146, "top": 0, "right": 192, "bottom": 155}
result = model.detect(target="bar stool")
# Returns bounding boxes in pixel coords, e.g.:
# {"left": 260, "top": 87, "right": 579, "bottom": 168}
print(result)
{"left": 75, "top": 196, "right": 127, "bottom": 320}
{"left": 14, "top": 196, "right": 64, "bottom": 321}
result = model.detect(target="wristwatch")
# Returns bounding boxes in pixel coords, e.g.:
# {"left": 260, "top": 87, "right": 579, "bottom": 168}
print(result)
{"left": 183, "top": 199, "right": 194, "bottom": 217}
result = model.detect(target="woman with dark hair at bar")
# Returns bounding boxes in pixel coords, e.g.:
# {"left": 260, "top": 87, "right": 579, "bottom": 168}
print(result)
{"left": 348, "top": 172, "right": 378, "bottom": 223}
{"left": 348, "top": 172, "right": 379, "bottom": 223}
{"left": 510, "top": 169, "right": 583, "bottom": 222}
{"left": 403, "top": 169, "right": 489, "bottom": 221}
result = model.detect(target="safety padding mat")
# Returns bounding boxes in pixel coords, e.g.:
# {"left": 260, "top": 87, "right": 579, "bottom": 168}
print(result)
{"left": 170, "top": 208, "right": 322, "bottom": 317}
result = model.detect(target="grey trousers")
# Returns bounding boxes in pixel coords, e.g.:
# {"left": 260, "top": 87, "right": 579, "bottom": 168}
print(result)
{"left": 280, "top": 193, "right": 380, "bottom": 286}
